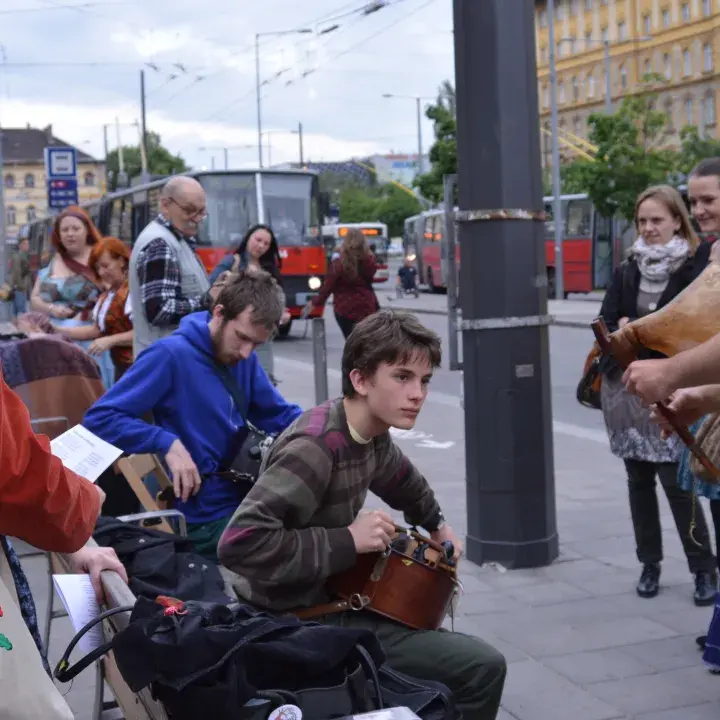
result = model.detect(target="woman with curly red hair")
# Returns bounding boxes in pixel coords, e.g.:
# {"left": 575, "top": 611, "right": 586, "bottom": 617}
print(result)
{"left": 59, "top": 237, "right": 134, "bottom": 383}
{"left": 28, "top": 206, "right": 114, "bottom": 386}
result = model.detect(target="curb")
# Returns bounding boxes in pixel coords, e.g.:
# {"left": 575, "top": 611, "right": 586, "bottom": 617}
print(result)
{"left": 384, "top": 304, "right": 594, "bottom": 329}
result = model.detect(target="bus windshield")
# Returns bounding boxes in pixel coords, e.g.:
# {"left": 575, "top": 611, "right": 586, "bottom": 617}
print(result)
{"left": 263, "top": 173, "right": 319, "bottom": 246}
{"left": 196, "top": 173, "right": 258, "bottom": 248}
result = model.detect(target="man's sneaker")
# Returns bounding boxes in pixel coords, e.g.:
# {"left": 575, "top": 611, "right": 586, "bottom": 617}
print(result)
{"left": 694, "top": 571, "right": 718, "bottom": 606}
{"left": 637, "top": 563, "right": 660, "bottom": 598}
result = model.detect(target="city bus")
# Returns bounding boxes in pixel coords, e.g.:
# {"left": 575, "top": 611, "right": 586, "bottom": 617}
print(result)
{"left": 403, "top": 195, "right": 634, "bottom": 296}
{"left": 321, "top": 221, "right": 390, "bottom": 283}
{"left": 21, "top": 169, "right": 326, "bottom": 337}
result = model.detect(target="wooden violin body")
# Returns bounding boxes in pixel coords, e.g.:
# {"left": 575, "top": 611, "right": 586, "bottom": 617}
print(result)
{"left": 327, "top": 532, "right": 459, "bottom": 631}
{"left": 609, "top": 262, "right": 720, "bottom": 365}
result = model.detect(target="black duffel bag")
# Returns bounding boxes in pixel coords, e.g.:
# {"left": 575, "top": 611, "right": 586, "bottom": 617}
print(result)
{"left": 55, "top": 597, "right": 457, "bottom": 720}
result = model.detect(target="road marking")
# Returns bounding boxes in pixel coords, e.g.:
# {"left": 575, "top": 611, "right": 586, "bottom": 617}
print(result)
{"left": 274, "top": 356, "right": 607, "bottom": 445}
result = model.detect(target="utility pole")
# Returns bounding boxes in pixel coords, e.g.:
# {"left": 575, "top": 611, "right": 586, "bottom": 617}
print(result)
{"left": 547, "top": 0, "right": 564, "bottom": 299}
{"left": 255, "top": 34, "right": 263, "bottom": 168}
{"left": 102, "top": 124, "right": 109, "bottom": 162}
{"left": 223, "top": 147, "right": 229, "bottom": 170}
{"left": 416, "top": 97, "right": 424, "bottom": 176}
{"left": 298, "top": 121, "right": 304, "bottom": 166}
{"left": 140, "top": 69, "right": 149, "bottom": 183}
{"left": 454, "top": 0, "right": 558, "bottom": 568}
{"left": 0, "top": 123, "right": 6, "bottom": 292}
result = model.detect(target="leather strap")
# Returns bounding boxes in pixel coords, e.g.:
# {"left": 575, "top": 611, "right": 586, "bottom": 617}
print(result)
{"left": 290, "top": 599, "right": 352, "bottom": 621}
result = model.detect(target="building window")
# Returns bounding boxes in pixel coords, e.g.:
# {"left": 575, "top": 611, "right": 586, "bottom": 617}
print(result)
{"left": 683, "top": 49, "right": 692, "bottom": 76}
{"left": 540, "top": 45, "right": 547, "bottom": 63}
{"left": 682, "top": 3, "right": 690, "bottom": 21}
{"left": 620, "top": 65, "right": 628, "bottom": 89}
{"left": 543, "top": 84, "right": 550, "bottom": 108}
{"left": 643, "top": 57, "right": 652, "bottom": 76}
{"left": 601, "top": 0, "right": 607, "bottom": 5}
{"left": 539, "top": 10, "right": 547, "bottom": 27}
{"left": 24, "top": 173, "right": 34, "bottom": 188}
{"left": 618, "top": 21, "right": 627, "bottom": 41}
{"left": 586, "top": 0, "right": 593, "bottom": 9}
{"left": 643, "top": 14, "right": 651, "bottom": 35}
{"left": 571, "top": 0, "right": 579, "bottom": 15}
{"left": 572, "top": 76, "right": 579, "bottom": 101}
{"left": 662, "top": 8, "right": 671, "bottom": 27}
{"left": 84, "top": 171, "right": 95, "bottom": 187}
{"left": 704, "top": 43, "right": 714, "bottom": 72}
{"left": 6, "top": 206, "right": 16, "bottom": 226}
{"left": 685, "top": 97, "right": 694, "bottom": 126}
{"left": 705, "top": 93, "right": 716, "bottom": 125}
{"left": 664, "top": 53, "right": 672, "bottom": 79}
{"left": 557, "top": 2, "right": 564, "bottom": 19}
{"left": 3, "top": 174, "right": 13, "bottom": 188}
{"left": 585, "top": 31, "right": 592, "bottom": 46}
{"left": 665, "top": 100, "right": 675, "bottom": 130}
{"left": 601, "top": 27, "right": 608, "bottom": 43}
{"left": 557, "top": 41, "right": 564, "bottom": 58}
{"left": 559, "top": 82, "right": 566, "bottom": 103}
{"left": 703, "top": 0, "right": 712, "bottom": 16}
{"left": 26, "top": 206, "right": 36, "bottom": 222}
{"left": 587, "top": 72, "right": 596, "bottom": 97}
{"left": 574, "top": 116, "right": 581, "bottom": 135}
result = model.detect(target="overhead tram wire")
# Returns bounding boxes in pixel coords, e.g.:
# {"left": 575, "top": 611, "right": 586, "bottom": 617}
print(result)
{"left": 198, "top": 0, "right": 405, "bottom": 124}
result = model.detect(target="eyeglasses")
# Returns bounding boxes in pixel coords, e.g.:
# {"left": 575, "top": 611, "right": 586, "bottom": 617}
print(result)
{"left": 168, "top": 197, "right": 207, "bottom": 220}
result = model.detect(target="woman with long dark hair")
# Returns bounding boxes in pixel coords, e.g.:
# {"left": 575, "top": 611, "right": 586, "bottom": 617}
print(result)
{"left": 310, "top": 227, "right": 379, "bottom": 338}
{"left": 209, "top": 224, "right": 290, "bottom": 381}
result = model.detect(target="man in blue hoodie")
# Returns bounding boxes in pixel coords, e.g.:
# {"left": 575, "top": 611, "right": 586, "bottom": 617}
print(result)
{"left": 83, "top": 270, "right": 303, "bottom": 561}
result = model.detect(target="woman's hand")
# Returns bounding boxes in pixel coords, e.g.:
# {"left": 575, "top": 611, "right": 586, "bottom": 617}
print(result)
{"left": 618, "top": 316, "right": 630, "bottom": 329}
{"left": 50, "top": 305, "right": 75, "bottom": 319}
{"left": 88, "top": 335, "right": 113, "bottom": 356}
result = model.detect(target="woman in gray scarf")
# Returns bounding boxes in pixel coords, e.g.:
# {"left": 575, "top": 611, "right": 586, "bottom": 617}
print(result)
{"left": 599, "top": 184, "right": 716, "bottom": 605}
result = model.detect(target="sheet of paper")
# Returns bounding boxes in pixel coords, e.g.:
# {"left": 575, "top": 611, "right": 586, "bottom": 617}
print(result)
{"left": 52, "top": 574, "right": 104, "bottom": 656}
{"left": 50, "top": 424, "right": 122, "bottom": 483}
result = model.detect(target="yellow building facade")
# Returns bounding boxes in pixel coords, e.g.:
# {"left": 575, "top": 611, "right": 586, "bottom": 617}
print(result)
{"left": 2, "top": 125, "right": 105, "bottom": 243}
{"left": 535, "top": 0, "right": 719, "bottom": 166}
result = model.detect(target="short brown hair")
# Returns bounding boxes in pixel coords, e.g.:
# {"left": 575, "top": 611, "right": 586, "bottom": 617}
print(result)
{"left": 215, "top": 269, "right": 283, "bottom": 330}
{"left": 690, "top": 158, "right": 720, "bottom": 181}
{"left": 342, "top": 310, "right": 442, "bottom": 397}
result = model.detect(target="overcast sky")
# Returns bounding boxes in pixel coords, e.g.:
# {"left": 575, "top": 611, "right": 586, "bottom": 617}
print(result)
{"left": 0, "top": 0, "right": 454, "bottom": 170}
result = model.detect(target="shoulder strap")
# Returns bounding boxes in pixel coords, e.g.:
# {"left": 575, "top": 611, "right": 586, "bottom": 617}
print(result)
{"left": 211, "top": 361, "right": 248, "bottom": 423}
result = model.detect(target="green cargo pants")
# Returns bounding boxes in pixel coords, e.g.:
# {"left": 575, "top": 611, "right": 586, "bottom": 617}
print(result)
{"left": 322, "top": 611, "right": 506, "bottom": 720}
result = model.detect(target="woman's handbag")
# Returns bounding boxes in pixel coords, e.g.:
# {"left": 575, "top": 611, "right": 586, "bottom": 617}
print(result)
{"left": 0, "top": 546, "right": 74, "bottom": 719}
{"left": 576, "top": 343, "right": 603, "bottom": 410}
{"left": 690, "top": 413, "right": 720, "bottom": 482}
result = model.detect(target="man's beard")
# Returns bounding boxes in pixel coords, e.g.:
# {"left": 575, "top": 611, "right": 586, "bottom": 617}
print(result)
{"left": 210, "top": 319, "right": 229, "bottom": 364}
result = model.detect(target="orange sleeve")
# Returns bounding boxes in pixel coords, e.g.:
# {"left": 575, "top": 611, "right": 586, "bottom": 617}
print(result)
{"left": 0, "top": 369, "right": 101, "bottom": 552}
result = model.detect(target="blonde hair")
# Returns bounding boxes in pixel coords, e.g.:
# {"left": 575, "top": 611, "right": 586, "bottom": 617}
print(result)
{"left": 339, "top": 228, "right": 371, "bottom": 280}
{"left": 635, "top": 184, "right": 700, "bottom": 255}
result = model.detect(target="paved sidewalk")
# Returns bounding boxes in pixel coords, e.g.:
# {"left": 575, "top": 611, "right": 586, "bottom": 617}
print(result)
{"left": 360, "top": 289, "right": 602, "bottom": 328}
{"left": 20, "top": 362, "right": 720, "bottom": 719}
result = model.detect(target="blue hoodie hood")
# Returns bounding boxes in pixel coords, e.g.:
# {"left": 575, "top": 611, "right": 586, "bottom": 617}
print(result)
{"left": 84, "top": 311, "right": 303, "bottom": 525}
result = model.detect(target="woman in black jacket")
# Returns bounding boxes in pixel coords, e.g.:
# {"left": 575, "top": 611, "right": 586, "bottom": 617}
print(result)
{"left": 600, "top": 184, "right": 716, "bottom": 605}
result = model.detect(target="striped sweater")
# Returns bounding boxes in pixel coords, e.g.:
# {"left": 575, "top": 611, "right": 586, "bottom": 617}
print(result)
{"left": 217, "top": 397, "right": 442, "bottom": 611}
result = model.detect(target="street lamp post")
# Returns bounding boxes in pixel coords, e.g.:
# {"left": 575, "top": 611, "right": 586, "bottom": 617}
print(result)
{"left": 382, "top": 93, "right": 432, "bottom": 176}
{"left": 547, "top": 0, "right": 564, "bottom": 300}
{"left": 256, "top": 28, "right": 312, "bottom": 169}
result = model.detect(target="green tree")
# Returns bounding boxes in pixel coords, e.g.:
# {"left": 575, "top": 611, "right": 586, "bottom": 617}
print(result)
{"left": 676, "top": 125, "right": 720, "bottom": 176}
{"left": 414, "top": 102, "right": 457, "bottom": 204}
{"left": 338, "top": 183, "right": 421, "bottom": 237}
{"left": 559, "top": 85, "right": 676, "bottom": 223}
{"left": 106, "top": 131, "right": 189, "bottom": 188}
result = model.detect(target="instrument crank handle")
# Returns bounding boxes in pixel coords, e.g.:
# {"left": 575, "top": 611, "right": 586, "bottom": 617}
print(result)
{"left": 591, "top": 317, "right": 720, "bottom": 479}
{"left": 393, "top": 523, "right": 449, "bottom": 557}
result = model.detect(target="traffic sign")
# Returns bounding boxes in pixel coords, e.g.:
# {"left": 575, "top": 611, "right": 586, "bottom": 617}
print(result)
{"left": 47, "top": 178, "right": 79, "bottom": 210}
{"left": 44, "top": 146, "right": 77, "bottom": 179}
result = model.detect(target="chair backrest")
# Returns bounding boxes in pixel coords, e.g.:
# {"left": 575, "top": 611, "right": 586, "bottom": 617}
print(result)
{"left": 115, "top": 455, "right": 175, "bottom": 534}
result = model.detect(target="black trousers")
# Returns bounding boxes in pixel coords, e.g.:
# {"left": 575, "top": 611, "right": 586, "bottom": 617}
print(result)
{"left": 334, "top": 312, "right": 356, "bottom": 339}
{"left": 625, "top": 459, "right": 715, "bottom": 573}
